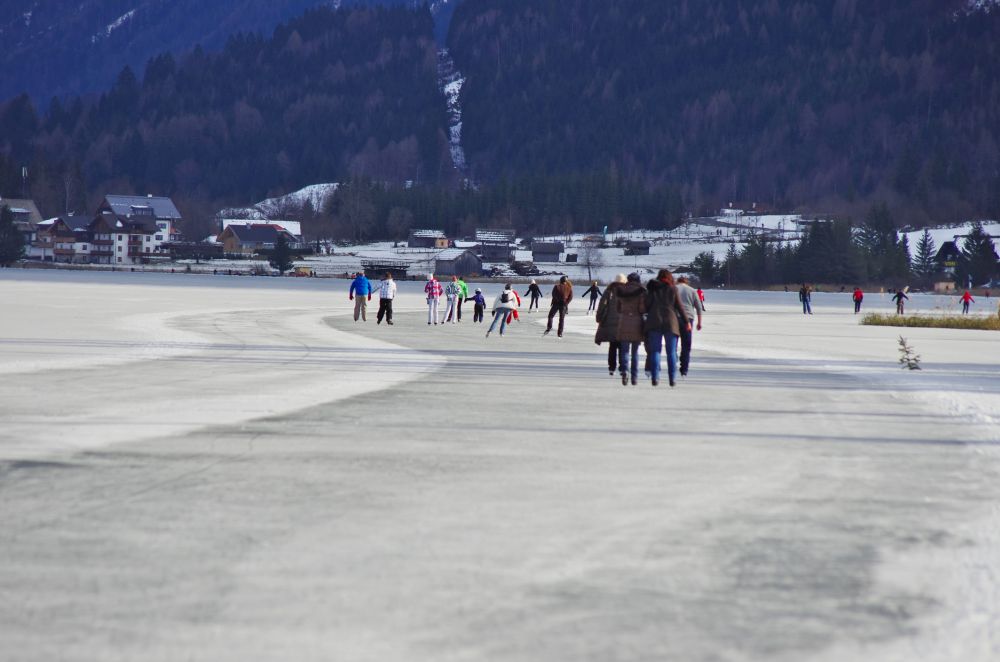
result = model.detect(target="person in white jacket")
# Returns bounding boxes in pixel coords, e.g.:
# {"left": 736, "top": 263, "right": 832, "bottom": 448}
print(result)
{"left": 486, "top": 283, "right": 519, "bottom": 337}
{"left": 376, "top": 272, "right": 397, "bottom": 325}
{"left": 443, "top": 276, "right": 461, "bottom": 324}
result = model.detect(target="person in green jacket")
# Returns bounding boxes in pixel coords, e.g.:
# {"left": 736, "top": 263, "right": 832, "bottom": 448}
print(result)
{"left": 456, "top": 276, "right": 469, "bottom": 322}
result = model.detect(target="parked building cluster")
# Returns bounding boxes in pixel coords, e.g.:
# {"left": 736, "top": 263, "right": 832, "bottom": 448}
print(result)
{"left": 4, "top": 194, "right": 310, "bottom": 265}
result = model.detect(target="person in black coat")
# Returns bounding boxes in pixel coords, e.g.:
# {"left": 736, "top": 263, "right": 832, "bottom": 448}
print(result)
{"left": 582, "top": 281, "right": 603, "bottom": 313}
{"left": 524, "top": 280, "right": 543, "bottom": 312}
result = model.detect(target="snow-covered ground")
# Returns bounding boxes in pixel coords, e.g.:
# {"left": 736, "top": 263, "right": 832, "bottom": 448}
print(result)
{"left": 2, "top": 271, "right": 999, "bottom": 661}
{"left": 901, "top": 221, "right": 1000, "bottom": 252}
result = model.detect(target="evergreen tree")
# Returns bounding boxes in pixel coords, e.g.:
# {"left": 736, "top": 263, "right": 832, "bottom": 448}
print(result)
{"left": 859, "top": 203, "right": 901, "bottom": 281}
{"left": 0, "top": 205, "right": 26, "bottom": 266}
{"left": 269, "top": 234, "right": 294, "bottom": 275}
{"left": 956, "top": 221, "right": 999, "bottom": 288}
{"left": 691, "top": 251, "right": 718, "bottom": 285}
{"left": 912, "top": 229, "right": 937, "bottom": 281}
{"left": 722, "top": 243, "right": 740, "bottom": 287}
{"left": 893, "top": 234, "right": 912, "bottom": 283}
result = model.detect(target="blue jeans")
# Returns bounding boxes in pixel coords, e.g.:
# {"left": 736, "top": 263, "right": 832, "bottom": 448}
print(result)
{"left": 618, "top": 341, "right": 640, "bottom": 380}
{"left": 646, "top": 330, "right": 678, "bottom": 383}
{"left": 487, "top": 310, "right": 509, "bottom": 334}
{"left": 802, "top": 299, "right": 811, "bottom": 314}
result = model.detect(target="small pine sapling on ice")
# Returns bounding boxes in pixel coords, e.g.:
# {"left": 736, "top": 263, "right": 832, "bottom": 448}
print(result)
{"left": 897, "top": 336, "right": 921, "bottom": 370}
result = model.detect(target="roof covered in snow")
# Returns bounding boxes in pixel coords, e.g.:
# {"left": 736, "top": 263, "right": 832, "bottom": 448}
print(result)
{"left": 102, "top": 195, "right": 181, "bottom": 220}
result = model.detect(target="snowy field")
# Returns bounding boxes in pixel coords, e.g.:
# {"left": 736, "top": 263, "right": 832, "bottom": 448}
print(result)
{"left": 1, "top": 270, "right": 999, "bottom": 661}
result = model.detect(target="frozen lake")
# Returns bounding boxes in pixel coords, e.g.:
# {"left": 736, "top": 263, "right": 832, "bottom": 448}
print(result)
{"left": 1, "top": 270, "right": 999, "bottom": 661}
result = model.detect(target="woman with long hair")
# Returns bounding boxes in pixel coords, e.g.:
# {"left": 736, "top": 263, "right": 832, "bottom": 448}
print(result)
{"left": 644, "top": 269, "right": 689, "bottom": 387}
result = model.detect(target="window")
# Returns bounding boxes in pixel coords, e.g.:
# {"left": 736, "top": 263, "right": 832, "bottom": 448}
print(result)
{"left": 117, "top": 258, "right": 122, "bottom": 263}
{"left": 155, "top": 235, "right": 163, "bottom": 241}
{"left": 117, "top": 247, "right": 122, "bottom": 252}
{"left": 117, "top": 235, "right": 122, "bottom": 240}
{"left": 145, "top": 236, "right": 151, "bottom": 242}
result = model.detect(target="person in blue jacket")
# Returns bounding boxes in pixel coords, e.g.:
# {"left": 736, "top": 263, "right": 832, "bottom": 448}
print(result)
{"left": 470, "top": 288, "right": 487, "bottom": 323}
{"left": 349, "top": 271, "right": 373, "bottom": 321}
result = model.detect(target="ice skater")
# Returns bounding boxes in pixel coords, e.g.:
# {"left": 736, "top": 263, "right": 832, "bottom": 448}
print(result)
{"left": 799, "top": 283, "right": 812, "bottom": 314}
{"left": 675, "top": 276, "right": 704, "bottom": 377}
{"left": 582, "top": 281, "right": 603, "bottom": 314}
{"left": 852, "top": 287, "right": 864, "bottom": 314}
{"left": 425, "top": 274, "right": 443, "bottom": 324}
{"left": 456, "top": 276, "right": 469, "bottom": 321}
{"left": 443, "top": 276, "right": 461, "bottom": 324}
{"left": 376, "top": 272, "right": 396, "bottom": 325}
{"left": 524, "top": 280, "right": 543, "bottom": 312}
{"left": 487, "top": 283, "right": 519, "bottom": 337}
{"left": 348, "top": 271, "right": 372, "bottom": 322}
{"left": 697, "top": 287, "right": 706, "bottom": 311}
{"left": 595, "top": 274, "right": 626, "bottom": 376}
{"left": 544, "top": 276, "right": 573, "bottom": 337}
{"left": 645, "top": 269, "right": 689, "bottom": 387}
{"left": 615, "top": 273, "right": 646, "bottom": 386}
{"left": 892, "top": 289, "right": 909, "bottom": 314}
{"left": 960, "top": 290, "right": 975, "bottom": 314}
{"left": 470, "top": 288, "right": 487, "bottom": 323}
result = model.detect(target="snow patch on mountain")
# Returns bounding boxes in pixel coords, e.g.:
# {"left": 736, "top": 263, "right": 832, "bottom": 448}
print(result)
{"left": 962, "top": 0, "right": 1000, "bottom": 14}
{"left": 438, "top": 48, "right": 467, "bottom": 174}
{"left": 91, "top": 9, "right": 136, "bottom": 43}
{"left": 219, "top": 183, "right": 340, "bottom": 219}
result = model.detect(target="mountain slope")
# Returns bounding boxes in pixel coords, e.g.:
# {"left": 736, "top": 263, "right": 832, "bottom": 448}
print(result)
{"left": 0, "top": 5, "right": 449, "bottom": 216}
{"left": 448, "top": 0, "right": 1000, "bottom": 220}
{"left": 0, "top": 0, "right": 462, "bottom": 102}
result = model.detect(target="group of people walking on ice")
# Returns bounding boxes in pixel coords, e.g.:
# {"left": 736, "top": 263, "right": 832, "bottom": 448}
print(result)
{"left": 594, "top": 270, "right": 703, "bottom": 387}
{"left": 345, "top": 269, "right": 705, "bottom": 387}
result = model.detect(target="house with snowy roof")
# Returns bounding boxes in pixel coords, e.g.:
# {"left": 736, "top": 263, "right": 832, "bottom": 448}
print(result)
{"left": 97, "top": 194, "right": 182, "bottom": 244}
{"left": 33, "top": 214, "right": 92, "bottom": 262}
{"left": 475, "top": 229, "right": 516, "bottom": 261}
{"left": 408, "top": 229, "right": 448, "bottom": 248}
{"left": 434, "top": 248, "right": 482, "bottom": 277}
{"left": 87, "top": 209, "right": 168, "bottom": 265}
{"left": 220, "top": 219, "right": 302, "bottom": 241}
{"left": 217, "top": 224, "right": 300, "bottom": 254}
{"left": 1, "top": 198, "right": 43, "bottom": 254}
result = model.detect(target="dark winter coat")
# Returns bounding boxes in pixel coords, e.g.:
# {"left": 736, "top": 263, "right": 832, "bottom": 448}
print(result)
{"left": 551, "top": 281, "right": 574, "bottom": 305}
{"left": 615, "top": 282, "right": 647, "bottom": 342}
{"left": 525, "top": 283, "right": 543, "bottom": 298}
{"left": 644, "top": 279, "right": 688, "bottom": 336}
{"left": 594, "top": 283, "right": 621, "bottom": 344}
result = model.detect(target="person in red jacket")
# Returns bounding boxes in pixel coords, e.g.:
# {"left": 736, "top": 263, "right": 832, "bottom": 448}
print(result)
{"left": 960, "top": 290, "right": 975, "bottom": 314}
{"left": 506, "top": 288, "right": 523, "bottom": 324}
{"left": 852, "top": 287, "right": 864, "bottom": 314}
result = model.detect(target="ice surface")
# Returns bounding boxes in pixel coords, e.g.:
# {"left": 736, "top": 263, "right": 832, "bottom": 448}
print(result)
{"left": 1, "top": 270, "right": 999, "bottom": 661}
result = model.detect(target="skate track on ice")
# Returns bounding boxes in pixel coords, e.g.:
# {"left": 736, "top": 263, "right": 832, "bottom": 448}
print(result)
{"left": 1, "top": 270, "right": 999, "bottom": 662}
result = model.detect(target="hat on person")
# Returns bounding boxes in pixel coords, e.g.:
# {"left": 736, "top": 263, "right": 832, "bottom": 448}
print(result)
{"left": 475, "top": 288, "right": 481, "bottom": 293}
{"left": 627, "top": 272, "right": 641, "bottom": 283}
{"left": 614, "top": 273, "right": 627, "bottom": 284}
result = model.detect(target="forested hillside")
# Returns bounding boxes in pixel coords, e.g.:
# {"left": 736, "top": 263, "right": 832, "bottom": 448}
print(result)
{"left": 0, "top": 0, "right": 458, "bottom": 102}
{"left": 0, "top": 6, "right": 449, "bottom": 220}
{"left": 448, "top": 0, "right": 1000, "bottom": 222}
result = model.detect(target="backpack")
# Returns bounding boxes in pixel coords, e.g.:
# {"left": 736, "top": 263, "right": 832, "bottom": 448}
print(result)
{"left": 501, "top": 291, "right": 510, "bottom": 303}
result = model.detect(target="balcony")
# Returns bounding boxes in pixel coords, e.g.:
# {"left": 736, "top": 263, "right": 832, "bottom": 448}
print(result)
{"left": 91, "top": 239, "right": 113, "bottom": 246}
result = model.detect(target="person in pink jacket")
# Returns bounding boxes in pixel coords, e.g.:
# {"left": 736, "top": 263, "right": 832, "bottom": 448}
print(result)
{"left": 425, "top": 274, "right": 443, "bottom": 324}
